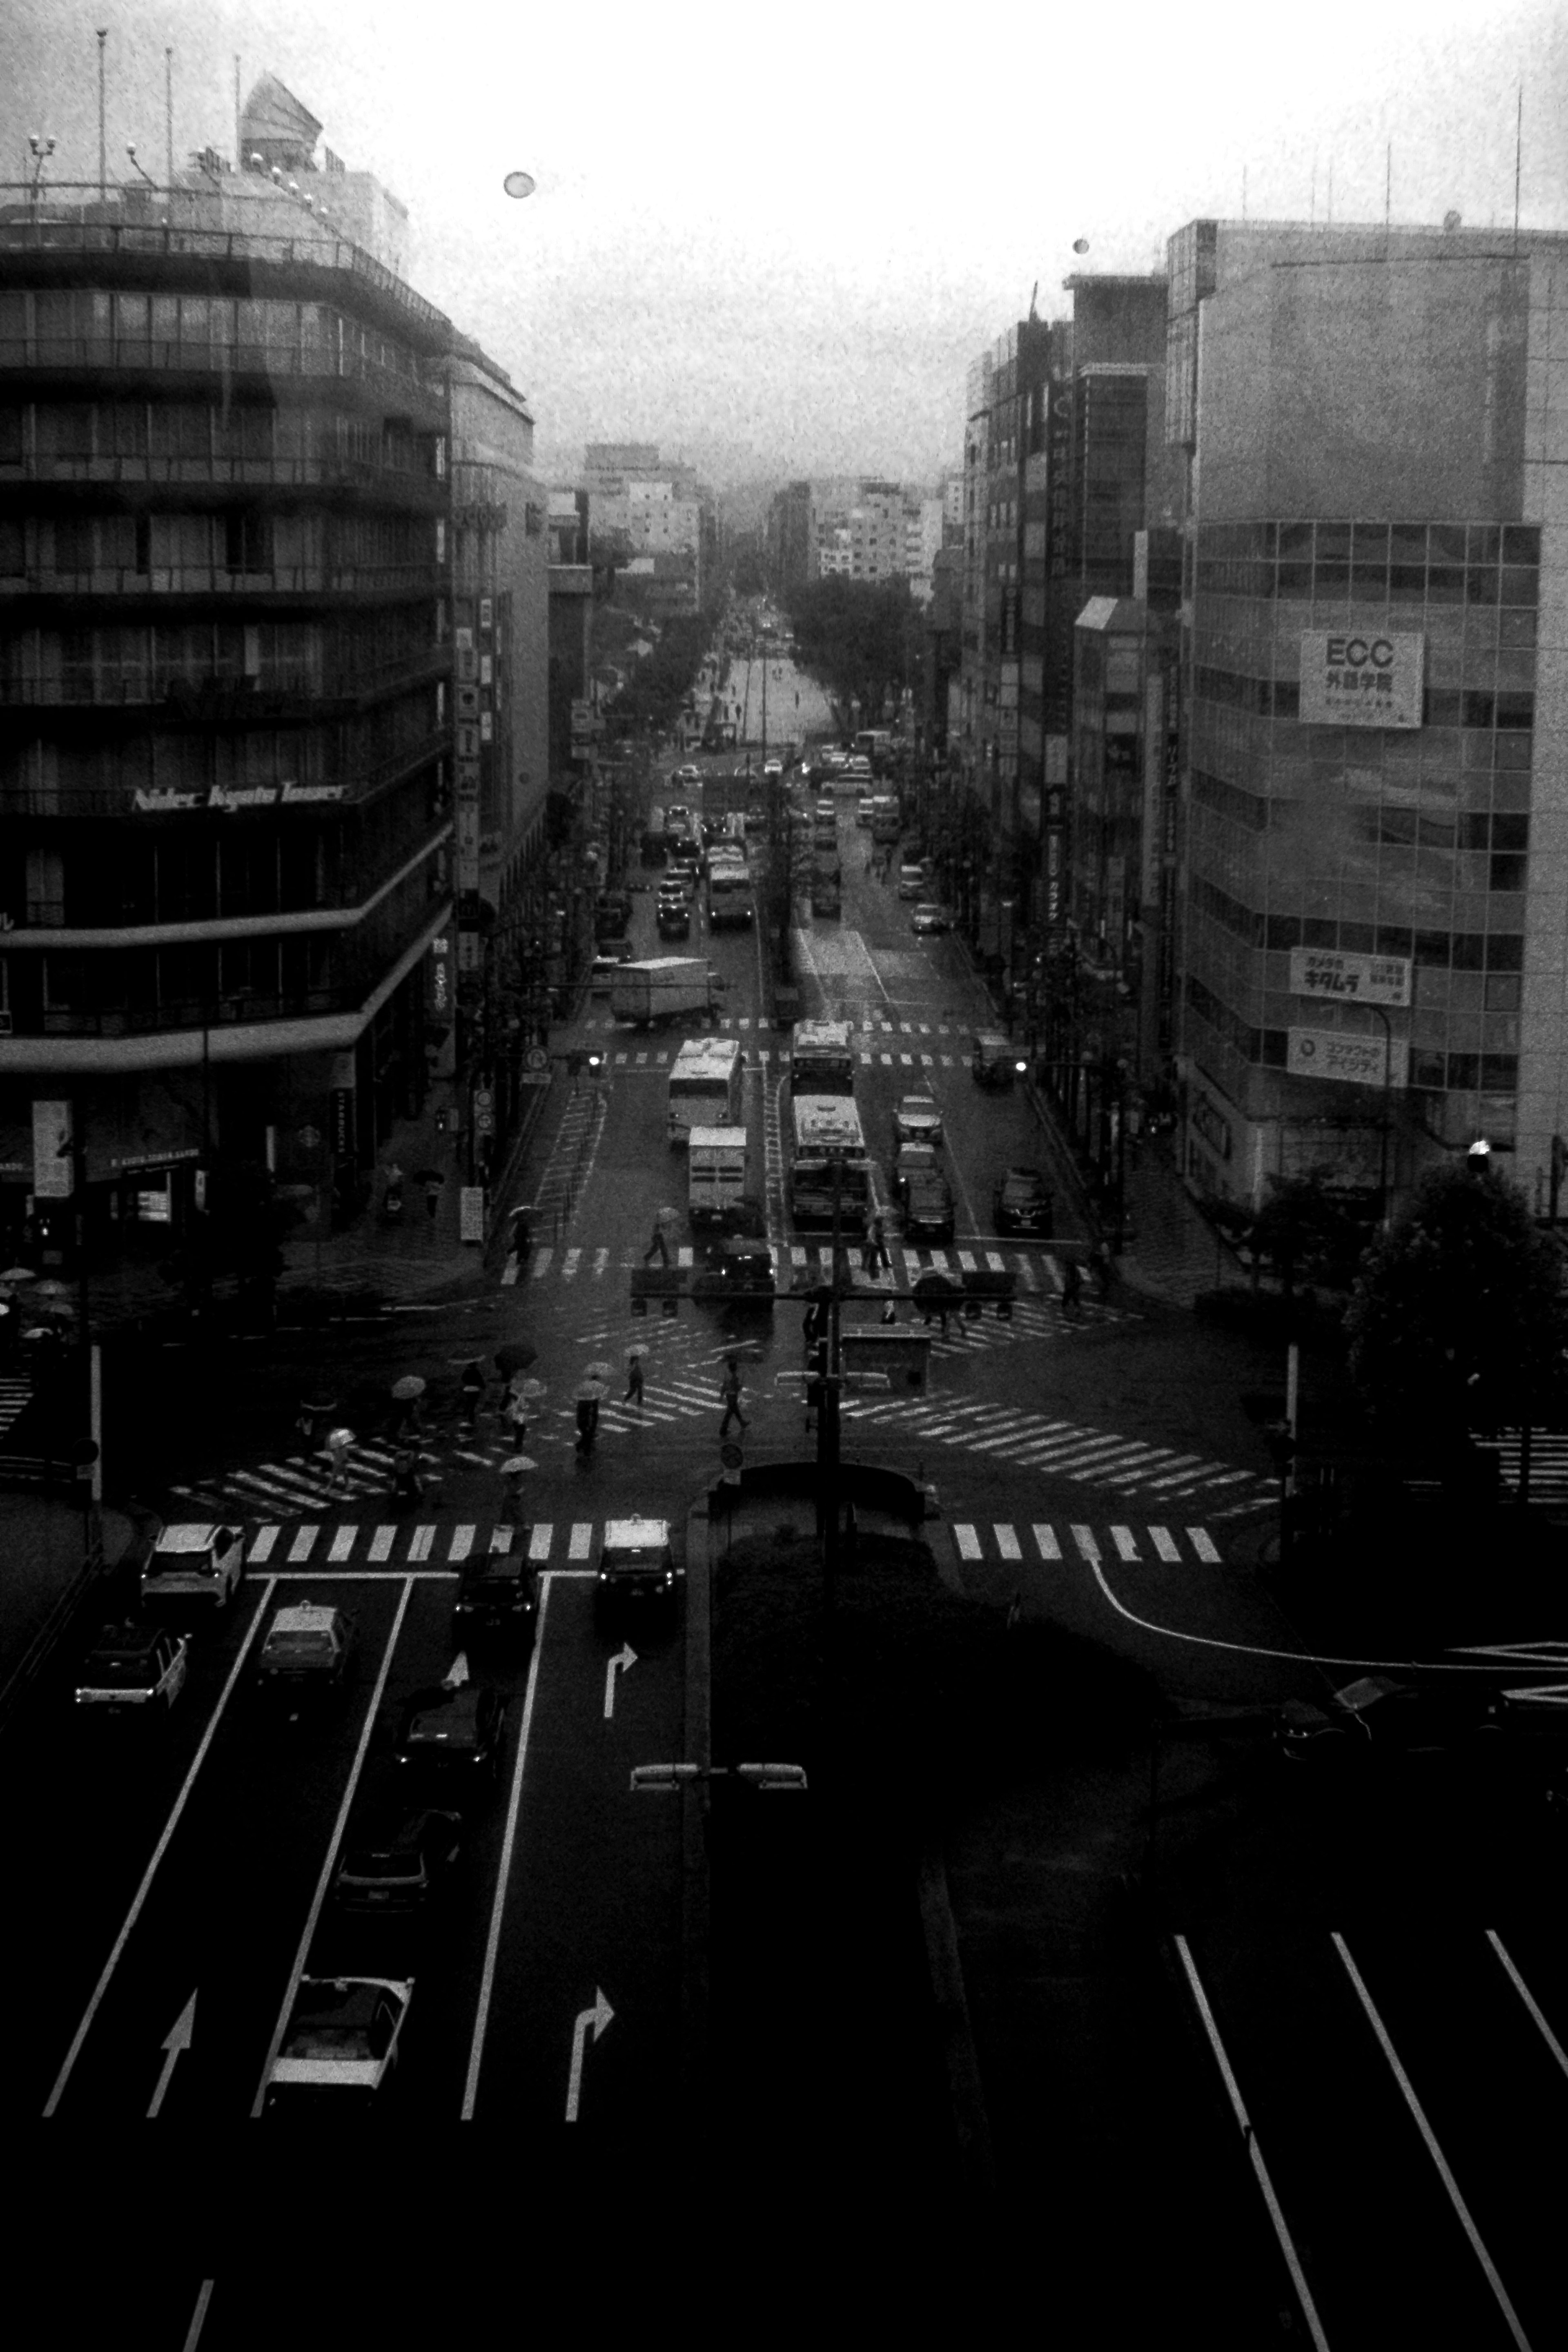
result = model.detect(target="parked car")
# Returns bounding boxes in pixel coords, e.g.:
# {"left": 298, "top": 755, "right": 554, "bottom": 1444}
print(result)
{"left": 263, "top": 1976, "right": 413, "bottom": 2106}
{"left": 453, "top": 1551, "right": 539, "bottom": 1645}
{"left": 140, "top": 1521, "right": 246, "bottom": 1615}
{"left": 893, "top": 1091, "right": 944, "bottom": 1148}
{"left": 330, "top": 1808, "right": 463, "bottom": 1914}
{"left": 595, "top": 1517, "right": 681, "bottom": 1629}
{"left": 992, "top": 1167, "right": 1053, "bottom": 1236}
{"left": 910, "top": 903, "right": 953, "bottom": 936}
{"left": 897, "top": 864, "right": 929, "bottom": 900}
{"left": 900, "top": 1166, "right": 956, "bottom": 1245}
{"left": 394, "top": 1683, "right": 508, "bottom": 1791}
{"left": 74, "top": 1622, "right": 189, "bottom": 1715}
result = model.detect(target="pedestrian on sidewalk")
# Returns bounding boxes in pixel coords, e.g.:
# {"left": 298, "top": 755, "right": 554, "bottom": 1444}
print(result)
{"left": 500, "top": 1385, "right": 528, "bottom": 1446}
{"left": 866, "top": 1210, "right": 891, "bottom": 1277}
{"left": 1088, "top": 1239, "right": 1112, "bottom": 1301}
{"left": 458, "top": 1360, "right": 486, "bottom": 1432}
{"left": 1061, "top": 1256, "right": 1084, "bottom": 1319}
{"left": 325, "top": 1425, "right": 354, "bottom": 1496}
{"left": 718, "top": 1354, "right": 749, "bottom": 1438}
{"left": 643, "top": 1207, "right": 676, "bottom": 1267}
{"left": 424, "top": 1173, "right": 443, "bottom": 1221}
{"left": 624, "top": 1350, "right": 646, "bottom": 1410}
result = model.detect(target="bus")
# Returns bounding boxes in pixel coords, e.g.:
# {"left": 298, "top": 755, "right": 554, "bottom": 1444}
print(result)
{"left": 870, "top": 794, "right": 901, "bottom": 845}
{"left": 706, "top": 859, "right": 755, "bottom": 929}
{"left": 855, "top": 728, "right": 895, "bottom": 775}
{"left": 790, "top": 1019, "right": 855, "bottom": 1097}
{"left": 789, "top": 1094, "right": 873, "bottom": 1228}
{"left": 667, "top": 1036, "right": 744, "bottom": 1143}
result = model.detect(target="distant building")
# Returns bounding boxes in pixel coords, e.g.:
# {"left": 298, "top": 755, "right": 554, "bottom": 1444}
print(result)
{"left": 765, "top": 480, "right": 813, "bottom": 592}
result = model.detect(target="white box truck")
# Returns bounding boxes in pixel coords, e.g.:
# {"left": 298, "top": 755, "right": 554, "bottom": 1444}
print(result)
{"left": 610, "top": 957, "right": 718, "bottom": 1027}
{"left": 688, "top": 1125, "right": 748, "bottom": 1227}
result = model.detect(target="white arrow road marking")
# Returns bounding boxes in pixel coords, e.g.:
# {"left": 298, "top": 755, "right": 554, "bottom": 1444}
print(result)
{"left": 603, "top": 1645, "right": 638, "bottom": 1719}
{"left": 446, "top": 1650, "right": 470, "bottom": 1688}
{"left": 1454, "top": 1639, "right": 1568, "bottom": 1665}
{"left": 565, "top": 1988, "right": 615, "bottom": 2122}
{"left": 147, "top": 1991, "right": 196, "bottom": 2118}
{"left": 1499, "top": 1682, "right": 1568, "bottom": 1708}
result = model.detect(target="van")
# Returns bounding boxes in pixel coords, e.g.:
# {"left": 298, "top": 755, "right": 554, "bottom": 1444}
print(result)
{"left": 256, "top": 1602, "right": 354, "bottom": 1693}
{"left": 971, "top": 1031, "right": 1028, "bottom": 1091}
{"left": 897, "top": 863, "right": 929, "bottom": 900}
{"left": 688, "top": 1124, "right": 748, "bottom": 1227}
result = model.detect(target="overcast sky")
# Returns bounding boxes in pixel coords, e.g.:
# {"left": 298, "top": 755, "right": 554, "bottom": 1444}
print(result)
{"left": 6, "top": 0, "right": 1566, "bottom": 489}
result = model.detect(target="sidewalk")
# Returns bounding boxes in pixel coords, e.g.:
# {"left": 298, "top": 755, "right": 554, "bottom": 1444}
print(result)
{"left": 0, "top": 1494, "right": 137, "bottom": 1727}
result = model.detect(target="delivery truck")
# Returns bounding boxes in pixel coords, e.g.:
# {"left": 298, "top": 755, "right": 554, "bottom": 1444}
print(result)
{"left": 610, "top": 956, "right": 719, "bottom": 1027}
{"left": 687, "top": 1125, "right": 749, "bottom": 1227}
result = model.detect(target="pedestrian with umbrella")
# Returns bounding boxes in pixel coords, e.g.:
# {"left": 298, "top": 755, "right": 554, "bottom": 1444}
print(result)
{"left": 575, "top": 1377, "right": 606, "bottom": 1455}
{"left": 456, "top": 1358, "right": 486, "bottom": 1434}
{"left": 624, "top": 1344, "right": 648, "bottom": 1411}
{"left": 643, "top": 1205, "right": 679, "bottom": 1267}
{"left": 390, "top": 1372, "right": 425, "bottom": 1441}
{"left": 325, "top": 1425, "right": 356, "bottom": 1496}
{"left": 495, "top": 1339, "right": 537, "bottom": 1381}
{"left": 414, "top": 1167, "right": 445, "bottom": 1221}
{"left": 498, "top": 1452, "right": 536, "bottom": 1520}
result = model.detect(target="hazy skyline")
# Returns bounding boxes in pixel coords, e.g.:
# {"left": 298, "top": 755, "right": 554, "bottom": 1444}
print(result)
{"left": 5, "top": 0, "right": 1566, "bottom": 487}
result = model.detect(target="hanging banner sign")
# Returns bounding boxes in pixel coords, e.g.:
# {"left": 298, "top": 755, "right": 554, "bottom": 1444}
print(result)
{"left": 31, "top": 1098, "right": 74, "bottom": 1196}
{"left": 1299, "top": 632, "right": 1425, "bottom": 729}
{"left": 1289, "top": 947, "right": 1412, "bottom": 1006}
{"left": 1287, "top": 1028, "right": 1409, "bottom": 1089}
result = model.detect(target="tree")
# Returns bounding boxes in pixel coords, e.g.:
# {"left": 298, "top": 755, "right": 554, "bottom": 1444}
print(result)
{"left": 1250, "top": 1172, "right": 1372, "bottom": 1296}
{"left": 782, "top": 578, "right": 920, "bottom": 724}
{"left": 1345, "top": 1160, "right": 1568, "bottom": 1444}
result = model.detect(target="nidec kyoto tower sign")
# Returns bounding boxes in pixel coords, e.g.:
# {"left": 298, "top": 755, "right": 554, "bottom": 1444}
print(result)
{"left": 1299, "top": 631, "right": 1425, "bottom": 728}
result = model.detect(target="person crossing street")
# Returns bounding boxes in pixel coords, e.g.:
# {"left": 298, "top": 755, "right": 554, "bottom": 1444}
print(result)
{"left": 718, "top": 1354, "right": 749, "bottom": 1438}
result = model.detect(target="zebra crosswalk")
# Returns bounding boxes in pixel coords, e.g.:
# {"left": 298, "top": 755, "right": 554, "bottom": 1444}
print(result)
{"left": 838, "top": 1394, "right": 1271, "bottom": 1513}
{"left": 243, "top": 1517, "right": 610, "bottom": 1571}
{"left": 200, "top": 1514, "right": 1230, "bottom": 1576}
{"left": 951, "top": 1519, "right": 1224, "bottom": 1567}
{"left": 0, "top": 1375, "right": 31, "bottom": 1439}
{"left": 1480, "top": 1431, "right": 1568, "bottom": 1502}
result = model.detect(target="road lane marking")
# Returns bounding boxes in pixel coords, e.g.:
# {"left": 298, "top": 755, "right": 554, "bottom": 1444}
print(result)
{"left": 464, "top": 1572, "right": 557, "bottom": 2119}
{"left": 1486, "top": 1932, "right": 1568, "bottom": 2083}
{"left": 247, "top": 1526, "right": 278, "bottom": 1563}
{"left": 1187, "top": 1528, "right": 1222, "bottom": 1562}
{"left": 529, "top": 1523, "right": 552, "bottom": 1560}
{"left": 994, "top": 1524, "right": 1022, "bottom": 1561}
{"left": 1173, "top": 1938, "right": 1330, "bottom": 2352}
{"left": 1071, "top": 1526, "right": 1101, "bottom": 1564}
{"left": 408, "top": 1524, "right": 435, "bottom": 1561}
{"left": 180, "top": 2282, "right": 216, "bottom": 2352}
{"left": 568, "top": 1522, "right": 593, "bottom": 1560}
{"left": 45, "top": 1581, "right": 278, "bottom": 2117}
{"left": 1032, "top": 1525, "right": 1062, "bottom": 1560}
{"left": 328, "top": 1526, "right": 356, "bottom": 1563}
{"left": 249, "top": 1578, "right": 417, "bottom": 2118}
{"left": 1111, "top": 1527, "right": 1141, "bottom": 1561}
{"left": 287, "top": 1525, "right": 318, "bottom": 1563}
{"left": 1150, "top": 1526, "right": 1181, "bottom": 1562}
{"left": 449, "top": 1524, "right": 475, "bottom": 1561}
{"left": 953, "top": 1525, "right": 982, "bottom": 1559}
{"left": 369, "top": 1525, "right": 395, "bottom": 1560}
{"left": 1332, "top": 1932, "right": 1533, "bottom": 2350}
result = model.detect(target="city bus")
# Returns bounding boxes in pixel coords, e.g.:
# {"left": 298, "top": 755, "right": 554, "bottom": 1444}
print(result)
{"left": 667, "top": 1036, "right": 744, "bottom": 1143}
{"left": 789, "top": 1019, "right": 855, "bottom": 1097}
{"left": 706, "top": 858, "right": 755, "bottom": 929}
{"left": 789, "top": 1094, "right": 873, "bottom": 1227}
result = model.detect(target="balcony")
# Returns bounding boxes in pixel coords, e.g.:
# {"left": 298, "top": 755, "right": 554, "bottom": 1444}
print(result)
{"left": 0, "top": 648, "right": 449, "bottom": 710}
{"left": 3, "top": 453, "right": 443, "bottom": 498}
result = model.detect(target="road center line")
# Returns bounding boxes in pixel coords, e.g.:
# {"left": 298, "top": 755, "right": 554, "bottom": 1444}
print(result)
{"left": 463, "top": 1570, "right": 556, "bottom": 2119}
{"left": 45, "top": 1579, "right": 278, "bottom": 2117}
{"left": 1486, "top": 1930, "right": 1568, "bottom": 2082}
{"left": 249, "top": 1575, "right": 416, "bottom": 2117}
{"left": 1332, "top": 1931, "right": 1533, "bottom": 2350}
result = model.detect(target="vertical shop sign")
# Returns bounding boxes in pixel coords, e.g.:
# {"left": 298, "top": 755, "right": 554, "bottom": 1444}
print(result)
{"left": 32, "top": 1099, "right": 73, "bottom": 1197}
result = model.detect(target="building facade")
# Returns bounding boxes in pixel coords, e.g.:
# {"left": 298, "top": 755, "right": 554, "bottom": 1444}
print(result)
{"left": 1169, "top": 217, "right": 1568, "bottom": 1220}
{"left": 0, "top": 146, "right": 547, "bottom": 1270}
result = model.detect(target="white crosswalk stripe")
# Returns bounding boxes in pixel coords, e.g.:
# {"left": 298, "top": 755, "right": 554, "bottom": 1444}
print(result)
{"left": 836, "top": 1393, "right": 1270, "bottom": 1503}
{"left": 0, "top": 1376, "right": 31, "bottom": 1437}
{"left": 948, "top": 1519, "right": 1226, "bottom": 1567}
{"left": 228, "top": 1516, "right": 619, "bottom": 1570}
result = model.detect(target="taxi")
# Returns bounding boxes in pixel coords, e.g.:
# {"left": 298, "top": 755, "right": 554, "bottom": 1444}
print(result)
{"left": 140, "top": 1521, "right": 246, "bottom": 1613}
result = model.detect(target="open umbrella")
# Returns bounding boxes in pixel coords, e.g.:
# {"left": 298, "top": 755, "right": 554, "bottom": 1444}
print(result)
{"left": 625, "top": 1344, "right": 649, "bottom": 1361}
{"left": 495, "top": 1342, "right": 537, "bottom": 1376}
{"left": 0, "top": 1266, "right": 36, "bottom": 1282}
{"left": 31, "top": 1278, "right": 69, "bottom": 1298}
{"left": 655, "top": 1205, "right": 679, "bottom": 1227}
{"left": 575, "top": 1379, "right": 609, "bottom": 1403}
{"left": 412, "top": 1168, "right": 445, "bottom": 1187}
{"left": 498, "top": 1454, "right": 537, "bottom": 1476}
{"left": 514, "top": 1377, "right": 547, "bottom": 1400}
{"left": 584, "top": 1359, "right": 612, "bottom": 1380}
{"left": 391, "top": 1374, "right": 427, "bottom": 1401}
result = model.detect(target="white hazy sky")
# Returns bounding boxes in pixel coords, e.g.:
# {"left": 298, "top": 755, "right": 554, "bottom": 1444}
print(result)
{"left": 5, "top": 0, "right": 1567, "bottom": 487}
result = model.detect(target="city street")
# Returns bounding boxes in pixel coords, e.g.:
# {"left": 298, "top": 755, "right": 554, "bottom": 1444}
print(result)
{"left": 10, "top": 749, "right": 1568, "bottom": 2334}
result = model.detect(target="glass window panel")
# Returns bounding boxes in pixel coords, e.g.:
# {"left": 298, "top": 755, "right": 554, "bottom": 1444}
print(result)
{"left": 1466, "top": 526, "right": 1501, "bottom": 563}
{"left": 1314, "top": 523, "right": 1350, "bottom": 559}
{"left": 1430, "top": 525, "right": 1467, "bottom": 562}
{"left": 1499, "top": 567, "right": 1538, "bottom": 607}
{"left": 1466, "top": 567, "right": 1498, "bottom": 605}
{"left": 1501, "top": 525, "right": 1539, "bottom": 564}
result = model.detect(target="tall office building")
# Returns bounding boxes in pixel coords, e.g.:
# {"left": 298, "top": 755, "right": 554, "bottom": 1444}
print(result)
{"left": 0, "top": 104, "right": 546, "bottom": 1267}
{"left": 1170, "top": 217, "right": 1568, "bottom": 1217}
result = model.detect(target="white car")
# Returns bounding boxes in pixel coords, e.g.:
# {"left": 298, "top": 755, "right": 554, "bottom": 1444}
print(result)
{"left": 140, "top": 1522, "right": 246, "bottom": 1613}
{"left": 265, "top": 1976, "right": 413, "bottom": 2105}
{"left": 893, "top": 1092, "right": 944, "bottom": 1148}
{"left": 763, "top": 758, "right": 782, "bottom": 779}
{"left": 74, "top": 1623, "right": 190, "bottom": 1714}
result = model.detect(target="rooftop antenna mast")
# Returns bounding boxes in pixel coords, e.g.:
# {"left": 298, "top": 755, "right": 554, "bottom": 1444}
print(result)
{"left": 165, "top": 48, "right": 174, "bottom": 187}
{"left": 96, "top": 29, "right": 107, "bottom": 200}
{"left": 1513, "top": 84, "right": 1523, "bottom": 249}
